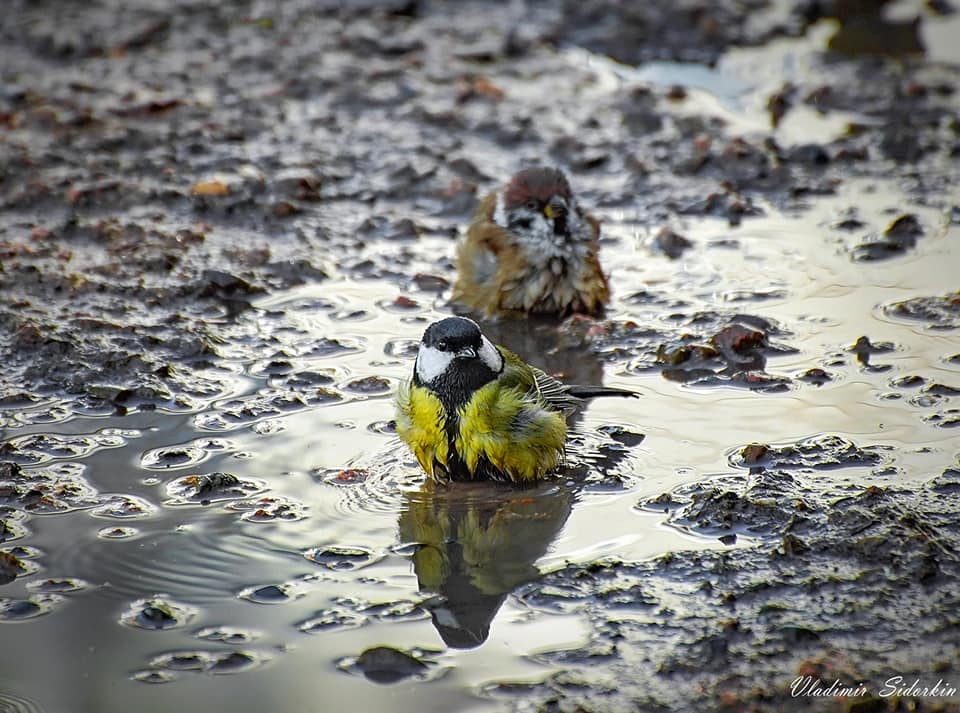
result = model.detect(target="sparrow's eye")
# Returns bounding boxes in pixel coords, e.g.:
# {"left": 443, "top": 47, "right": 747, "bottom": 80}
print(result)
{"left": 524, "top": 199, "right": 539, "bottom": 211}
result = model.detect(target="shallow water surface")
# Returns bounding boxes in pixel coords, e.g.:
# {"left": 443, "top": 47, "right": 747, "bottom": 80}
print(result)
{"left": 3, "top": 167, "right": 957, "bottom": 711}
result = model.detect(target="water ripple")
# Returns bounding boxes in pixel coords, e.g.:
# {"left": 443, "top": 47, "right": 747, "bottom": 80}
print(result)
{"left": 312, "top": 444, "right": 424, "bottom": 517}
{"left": 50, "top": 517, "right": 296, "bottom": 603}
{"left": 0, "top": 691, "right": 46, "bottom": 713}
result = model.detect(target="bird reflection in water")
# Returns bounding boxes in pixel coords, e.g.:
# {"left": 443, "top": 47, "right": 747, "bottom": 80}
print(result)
{"left": 398, "top": 479, "right": 574, "bottom": 649}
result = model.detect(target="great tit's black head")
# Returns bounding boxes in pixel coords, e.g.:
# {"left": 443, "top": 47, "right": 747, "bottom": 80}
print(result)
{"left": 415, "top": 317, "right": 504, "bottom": 404}
{"left": 422, "top": 316, "right": 483, "bottom": 355}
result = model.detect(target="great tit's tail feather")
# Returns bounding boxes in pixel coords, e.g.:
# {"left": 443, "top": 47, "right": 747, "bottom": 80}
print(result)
{"left": 565, "top": 385, "right": 639, "bottom": 400}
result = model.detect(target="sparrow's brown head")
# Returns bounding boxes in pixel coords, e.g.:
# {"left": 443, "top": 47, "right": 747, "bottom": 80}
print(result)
{"left": 495, "top": 167, "right": 581, "bottom": 241}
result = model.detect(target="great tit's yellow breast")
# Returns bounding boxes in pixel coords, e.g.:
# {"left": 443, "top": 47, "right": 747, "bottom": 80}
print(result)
{"left": 395, "top": 383, "right": 449, "bottom": 478}
{"left": 456, "top": 382, "right": 566, "bottom": 482}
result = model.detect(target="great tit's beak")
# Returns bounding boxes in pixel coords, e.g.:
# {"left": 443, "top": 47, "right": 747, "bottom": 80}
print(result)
{"left": 543, "top": 196, "right": 567, "bottom": 221}
{"left": 455, "top": 346, "right": 477, "bottom": 359}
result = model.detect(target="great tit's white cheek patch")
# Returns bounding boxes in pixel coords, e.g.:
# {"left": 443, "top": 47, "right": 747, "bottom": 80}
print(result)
{"left": 479, "top": 336, "right": 503, "bottom": 373}
{"left": 416, "top": 345, "right": 454, "bottom": 383}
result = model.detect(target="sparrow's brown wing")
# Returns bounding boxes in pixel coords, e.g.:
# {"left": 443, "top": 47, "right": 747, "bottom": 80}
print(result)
{"left": 463, "top": 223, "right": 504, "bottom": 286}
{"left": 453, "top": 191, "right": 514, "bottom": 314}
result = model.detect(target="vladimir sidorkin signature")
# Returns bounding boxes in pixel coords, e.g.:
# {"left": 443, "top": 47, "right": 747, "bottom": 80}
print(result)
{"left": 791, "top": 676, "right": 958, "bottom": 699}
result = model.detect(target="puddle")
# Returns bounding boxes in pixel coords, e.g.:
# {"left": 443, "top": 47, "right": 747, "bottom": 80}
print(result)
{"left": 3, "top": 172, "right": 957, "bottom": 708}
{"left": 567, "top": 22, "right": 867, "bottom": 146}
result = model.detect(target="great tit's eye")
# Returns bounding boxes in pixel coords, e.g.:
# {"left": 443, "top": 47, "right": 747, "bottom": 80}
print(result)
{"left": 436, "top": 339, "right": 448, "bottom": 351}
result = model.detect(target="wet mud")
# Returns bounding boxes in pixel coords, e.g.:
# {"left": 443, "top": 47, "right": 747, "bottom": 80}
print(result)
{"left": 1, "top": 0, "right": 960, "bottom": 712}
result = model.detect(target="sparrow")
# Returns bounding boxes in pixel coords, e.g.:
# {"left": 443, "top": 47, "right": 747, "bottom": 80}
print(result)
{"left": 394, "top": 316, "right": 637, "bottom": 483}
{"left": 451, "top": 167, "right": 609, "bottom": 318}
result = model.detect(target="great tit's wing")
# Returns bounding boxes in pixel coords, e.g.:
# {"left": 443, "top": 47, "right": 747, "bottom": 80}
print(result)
{"left": 530, "top": 367, "right": 581, "bottom": 414}
{"left": 497, "top": 350, "right": 537, "bottom": 389}
{"left": 498, "top": 349, "right": 580, "bottom": 414}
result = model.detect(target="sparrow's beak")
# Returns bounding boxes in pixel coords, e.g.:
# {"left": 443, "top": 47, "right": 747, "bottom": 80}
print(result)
{"left": 543, "top": 196, "right": 567, "bottom": 221}
{"left": 455, "top": 346, "right": 477, "bottom": 359}
{"left": 544, "top": 196, "right": 569, "bottom": 236}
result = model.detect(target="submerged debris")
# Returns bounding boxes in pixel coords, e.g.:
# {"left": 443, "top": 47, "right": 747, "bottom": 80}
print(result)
{"left": 850, "top": 213, "right": 925, "bottom": 261}
{"left": 654, "top": 316, "right": 793, "bottom": 392}
{"left": 651, "top": 227, "right": 694, "bottom": 259}
{"left": 121, "top": 597, "right": 197, "bottom": 631}
{"left": 343, "top": 376, "right": 392, "bottom": 394}
{"left": 147, "top": 649, "right": 267, "bottom": 676}
{"left": 296, "top": 609, "right": 367, "bottom": 634}
{"left": 732, "top": 434, "right": 885, "bottom": 471}
{"left": 131, "top": 669, "right": 177, "bottom": 684}
{"left": 883, "top": 290, "right": 960, "bottom": 330}
{"left": 91, "top": 495, "right": 158, "bottom": 519}
{"left": 849, "top": 335, "right": 896, "bottom": 371}
{"left": 238, "top": 584, "right": 296, "bottom": 605}
{"left": 194, "top": 626, "right": 261, "bottom": 644}
{"left": 164, "top": 472, "right": 263, "bottom": 505}
{"left": 0, "top": 551, "right": 27, "bottom": 585}
{"left": 229, "top": 495, "right": 306, "bottom": 522}
{"left": 0, "top": 594, "right": 63, "bottom": 621}
{"left": 348, "top": 646, "right": 431, "bottom": 684}
{"left": 303, "top": 546, "right": 382, "bottom": 571}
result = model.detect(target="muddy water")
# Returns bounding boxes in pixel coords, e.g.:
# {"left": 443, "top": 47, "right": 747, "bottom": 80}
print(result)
{"left": 2, "top": 3, "right": 960, "bottom": 712}
{"left": 3, "top": 177, "right": 957, "bottom": 712}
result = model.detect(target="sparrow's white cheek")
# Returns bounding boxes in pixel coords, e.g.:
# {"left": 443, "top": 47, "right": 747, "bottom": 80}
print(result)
{"left": 566, "top": 204, "right": 592, "bottom": 244}
{"left": 416, "top": 346, "right": 454, "bottom": 383}
{"left": 479, "top": 337, "right": 503, "bottom": 373}
{"left": 493, "top": 191, "right": 508, "bottom": 228}
{"left": 511, "top": 210, "right": 556, "bottom": 250}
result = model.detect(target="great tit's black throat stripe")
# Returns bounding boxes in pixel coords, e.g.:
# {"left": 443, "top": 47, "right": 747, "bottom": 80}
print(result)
{"left": 435, "top": 357, "right": 499, "bottom": 480}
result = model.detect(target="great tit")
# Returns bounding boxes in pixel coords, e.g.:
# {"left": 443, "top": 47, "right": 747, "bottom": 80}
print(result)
{"left": 451, "top": 167, "right": 609, "bottom": 318}
{"left": 395, "top": 316, "right": 637, "bottom": 483}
